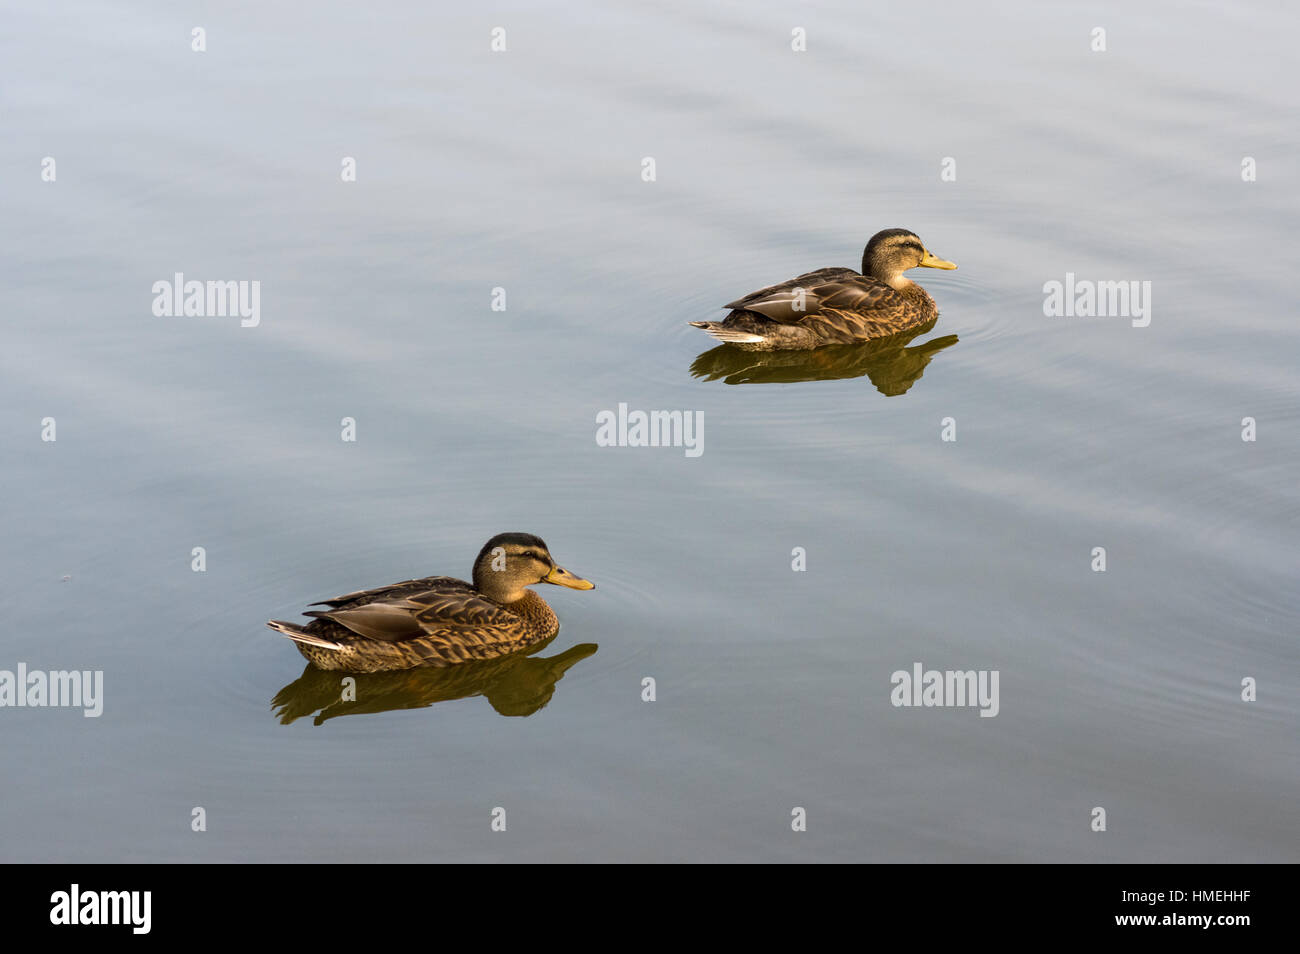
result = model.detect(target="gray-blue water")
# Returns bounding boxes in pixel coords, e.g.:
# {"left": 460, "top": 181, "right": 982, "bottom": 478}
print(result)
{"left": 2, "top": 0, "right": 1297, "bottom": 861}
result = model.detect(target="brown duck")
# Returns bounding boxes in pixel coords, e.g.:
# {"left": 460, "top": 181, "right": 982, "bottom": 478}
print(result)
{"left": 690, "top": 228, "right": 956, "bottom": 350}
{"left": 267, "top": 533, "right": 594, "bottom": 673}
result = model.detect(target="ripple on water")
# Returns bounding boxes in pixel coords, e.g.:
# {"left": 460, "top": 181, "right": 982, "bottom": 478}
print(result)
{"left": 1177, "top": 459, "right": 1300, "bottom": 636}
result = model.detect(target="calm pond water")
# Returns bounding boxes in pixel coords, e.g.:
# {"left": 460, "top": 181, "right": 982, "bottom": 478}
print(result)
{"left": 2, "top": 1, "right": 1298, "bottom": 862}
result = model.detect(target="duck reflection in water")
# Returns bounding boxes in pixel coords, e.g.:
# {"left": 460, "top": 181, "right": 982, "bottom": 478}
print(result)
{"left": 272, "top": 637, "right": 597, "bottom": 725}
{"left": 690, "top": 320, "right": 957, "bottom": 394}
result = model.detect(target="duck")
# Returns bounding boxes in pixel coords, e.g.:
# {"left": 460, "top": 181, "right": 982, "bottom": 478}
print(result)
{"left": 267, "top": 532, "right": 594, "bottom": 673}
{"left": 689, "top": 228, "right": 956, "bottom": 351}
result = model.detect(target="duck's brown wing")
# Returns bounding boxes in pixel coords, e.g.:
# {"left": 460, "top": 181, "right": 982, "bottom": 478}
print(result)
{"left": 305, "top": 582, "right": 517, "bottom": 644}
{"left": 310, "top": 576, "right": 450, "bottom": 608}
{"left": 727, "top": 272, "right": 907, "bottom": 327}
{"left": 724, "top": 267, "right": 859, "bottom": 311}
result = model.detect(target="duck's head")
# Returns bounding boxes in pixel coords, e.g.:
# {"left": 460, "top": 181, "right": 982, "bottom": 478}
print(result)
{"left": 862, "top": 229, "right": 957, "bottom": 288}
{"left": 472, "top": 532, "right": 595, "bottom": 604}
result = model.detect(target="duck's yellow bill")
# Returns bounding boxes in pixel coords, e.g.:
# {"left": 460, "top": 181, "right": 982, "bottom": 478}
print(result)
{"left": 920, "top": 250, "right": 957, "bottom": 269}
{"left": 545, "top": 566, "right": 595, "bottom": 590}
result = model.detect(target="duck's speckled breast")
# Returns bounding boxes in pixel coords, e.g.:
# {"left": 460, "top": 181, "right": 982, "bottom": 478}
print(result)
{"left": 897, "top": 282, "right": 939, "bottom": 326}
{"left": 508, "top": 590, "right": 560, "bottom": 644}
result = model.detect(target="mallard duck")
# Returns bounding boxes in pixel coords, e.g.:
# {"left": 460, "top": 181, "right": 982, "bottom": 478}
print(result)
{"left": 267, "top": 533, "right": 594, "bottom": 673}
{"left": 689, "top": 228, "right": 956, "bottom": 351}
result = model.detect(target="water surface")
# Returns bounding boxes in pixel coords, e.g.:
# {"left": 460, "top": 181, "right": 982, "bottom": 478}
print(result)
{"left": 2, "top": 1, "right": 1298, "bottom": 862}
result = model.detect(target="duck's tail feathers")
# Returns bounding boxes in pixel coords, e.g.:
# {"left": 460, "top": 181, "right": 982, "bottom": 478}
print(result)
{"left": 267, "top": 620, "right": 342, "bottom": 650}
{"left": 688, "top": 321, "right": 766, "bottom": 344}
